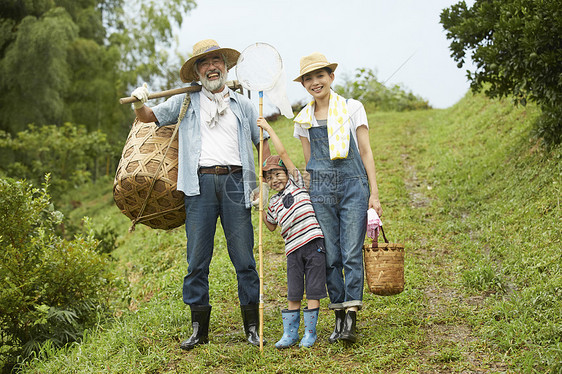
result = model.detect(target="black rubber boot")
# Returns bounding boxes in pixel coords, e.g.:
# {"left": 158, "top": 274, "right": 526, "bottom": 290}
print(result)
{"left": 180, "top": 305, "right": 211, "bottom": 350}
{"left": 339, "top": 310, "right": 357, "bottom": 343}
{"left": 241, "top": 304, "right": 266, "bottom": 346}
{"left": 328, "top": 309, "right": 346, "bottom": 343}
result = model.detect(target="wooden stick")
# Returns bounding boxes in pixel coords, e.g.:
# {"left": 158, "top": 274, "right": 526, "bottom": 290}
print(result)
{"left": 118, "top": 81, "right": 242, "bottom": 104}
{"left": 258, "top": 91, "right": 264, "bottom": 353}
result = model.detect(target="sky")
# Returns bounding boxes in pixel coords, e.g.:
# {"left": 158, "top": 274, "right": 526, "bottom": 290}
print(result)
{"left": 177, "top": 0, "right": 476, "bottom": 114}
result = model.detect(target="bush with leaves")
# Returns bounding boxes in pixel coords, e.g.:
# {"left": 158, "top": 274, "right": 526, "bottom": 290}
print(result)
{"left": 440, "top": 0, "right": 562, "bottom": 146}
{"left": 0, "top": 122, "right": 113, "bottom": 201}
{"left": 0, "top": 176, "right": 113, "bottom": 371}
{"left": 334, "top": 68, "right": 431, "bottom": 112}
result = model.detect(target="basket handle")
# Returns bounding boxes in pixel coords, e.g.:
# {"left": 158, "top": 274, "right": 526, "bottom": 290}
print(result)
{"left": 380, "top": 226, "right": 389, "bottom": 243}
{"left": 370, "top": 226, "right": 389, "bottom": 248}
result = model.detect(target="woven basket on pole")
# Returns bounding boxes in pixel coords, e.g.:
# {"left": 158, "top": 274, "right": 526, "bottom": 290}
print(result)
{"left": 113, "top": 120, "right": 185, "bottom": 230}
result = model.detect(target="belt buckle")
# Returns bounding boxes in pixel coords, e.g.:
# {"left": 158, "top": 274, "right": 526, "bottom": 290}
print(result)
{"left": 216, "top": 165, "right": 229, "bottom": 174}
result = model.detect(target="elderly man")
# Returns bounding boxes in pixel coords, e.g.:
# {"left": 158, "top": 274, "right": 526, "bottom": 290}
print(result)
{"left": 131, "top": 39, "right": 270, "bottom": 350}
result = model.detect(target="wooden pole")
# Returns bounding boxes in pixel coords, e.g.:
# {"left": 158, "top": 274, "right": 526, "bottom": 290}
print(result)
{"left": 118, "top": 81, "right": 242, "bottom": 104}
{"left": 258, "top": 91, "right": 264, "bottom": 353}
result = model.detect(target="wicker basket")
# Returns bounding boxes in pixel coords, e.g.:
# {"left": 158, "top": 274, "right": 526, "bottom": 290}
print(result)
{"left": 363, "top": 227, "right": 405, "bottom": 296}
{"left": 113, "top": 120, "right": 185, "bottom": 230}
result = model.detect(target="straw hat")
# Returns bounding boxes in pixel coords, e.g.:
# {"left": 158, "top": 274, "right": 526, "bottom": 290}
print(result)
{"left": 180, "top": 39, "right": 240, "bottom": 83}
{"left": 293, "top": 52, "right": 338, "bottom": 82}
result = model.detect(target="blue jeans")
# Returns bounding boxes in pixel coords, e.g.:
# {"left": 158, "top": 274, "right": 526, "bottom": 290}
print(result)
{"left": 182, "top": 172, "right": 259, "bottom": 306}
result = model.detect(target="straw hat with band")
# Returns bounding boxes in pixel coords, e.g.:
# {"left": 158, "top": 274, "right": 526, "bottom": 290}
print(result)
{"left": 262, "top": 155, "right": 286, "bottom": 174}
{"left": 180, "top": 39, "right": 240, "bottom": 83}
{"left": 293, "top": 52, "right": 338, "bottom": 82}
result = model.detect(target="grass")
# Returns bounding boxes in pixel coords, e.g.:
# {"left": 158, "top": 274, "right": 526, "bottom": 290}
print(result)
{"left": 16, "top": 91, "right": 562, "bottom": 373}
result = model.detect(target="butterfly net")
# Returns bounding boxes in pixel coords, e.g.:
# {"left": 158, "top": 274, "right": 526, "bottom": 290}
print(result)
{"left": 236, "top": 43, "right": 293, "bottom": 118}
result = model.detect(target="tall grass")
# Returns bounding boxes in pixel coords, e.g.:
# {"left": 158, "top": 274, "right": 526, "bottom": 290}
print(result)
{"left": 18, "top": 92, "right": 561, "bottom": 373}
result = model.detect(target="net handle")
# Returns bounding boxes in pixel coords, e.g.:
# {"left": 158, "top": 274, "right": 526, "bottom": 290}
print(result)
{"left": 258, "top": 90, "right": 265, "bottom": 353}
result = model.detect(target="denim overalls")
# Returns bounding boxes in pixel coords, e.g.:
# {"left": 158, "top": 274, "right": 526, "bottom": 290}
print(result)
{"left": 307, "top": 121, "right": 369, "bottom": 310}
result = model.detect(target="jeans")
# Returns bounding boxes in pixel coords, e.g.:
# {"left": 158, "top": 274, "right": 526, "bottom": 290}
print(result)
{"left": 182, "top": 171, "right": 259, "bottom": 306}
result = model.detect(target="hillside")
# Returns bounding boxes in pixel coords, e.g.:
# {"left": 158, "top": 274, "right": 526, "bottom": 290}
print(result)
{"left": 21, "top": 92, "right": 561, "bottom": 373}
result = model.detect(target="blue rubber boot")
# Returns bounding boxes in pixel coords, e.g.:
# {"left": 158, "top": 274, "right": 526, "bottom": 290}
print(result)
{"left": 299, "top": 307, "right": 319, "bottom": 348}
{"left": 275, "top": 309, "right": 300, "bottom": 349}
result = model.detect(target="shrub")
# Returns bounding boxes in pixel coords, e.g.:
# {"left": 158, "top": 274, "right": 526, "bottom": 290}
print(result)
{"left": 0, "top": 122, "right": 114, "bottom": 201}
{"left": 0, "top": 176, "right": 113, "bottom": 371}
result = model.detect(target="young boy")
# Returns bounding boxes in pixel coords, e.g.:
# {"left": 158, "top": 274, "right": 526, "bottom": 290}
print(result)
{"left": 256, "top": 117, "right": 326, "bottom": 349}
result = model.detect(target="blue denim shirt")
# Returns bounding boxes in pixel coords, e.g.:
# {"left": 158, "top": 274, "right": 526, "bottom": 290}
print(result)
{"left": 152, "top": 88, "right": 268, "bottom": 208}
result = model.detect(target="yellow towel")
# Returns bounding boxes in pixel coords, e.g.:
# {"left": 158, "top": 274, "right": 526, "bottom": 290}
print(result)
{"left": 294, "top": 91, "right": 350, "bottom": 159}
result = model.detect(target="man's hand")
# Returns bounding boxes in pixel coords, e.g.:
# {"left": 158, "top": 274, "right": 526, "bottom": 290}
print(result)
{"left": 131, "top": 83, "right": 149, "bottom": 110}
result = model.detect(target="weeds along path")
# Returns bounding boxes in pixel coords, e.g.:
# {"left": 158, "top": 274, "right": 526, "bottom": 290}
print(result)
{"left": 374, "top": 110, "right": 509, "bottom": 372}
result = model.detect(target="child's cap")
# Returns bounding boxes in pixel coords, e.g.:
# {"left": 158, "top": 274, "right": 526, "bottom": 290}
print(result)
{"left": 262, "top": 155, "right": 286, "bottom": 172}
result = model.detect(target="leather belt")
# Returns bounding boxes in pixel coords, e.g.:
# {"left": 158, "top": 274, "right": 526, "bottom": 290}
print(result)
{"left": 198, "top": 165, "right": 243, "bottom": 175}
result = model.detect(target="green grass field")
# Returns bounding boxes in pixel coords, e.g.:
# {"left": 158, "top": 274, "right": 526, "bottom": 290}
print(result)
{"left": 19, "top": 91, "right": 561, "bottom": 373}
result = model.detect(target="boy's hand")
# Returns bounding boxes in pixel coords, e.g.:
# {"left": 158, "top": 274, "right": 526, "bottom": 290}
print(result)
{"left": 251, "top": 183, "right": 270, "bottom": 210}
{"left": 257, "top": 117, "right": 272, "bottom": 132}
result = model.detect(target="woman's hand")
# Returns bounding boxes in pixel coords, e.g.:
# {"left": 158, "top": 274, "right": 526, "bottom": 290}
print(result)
{"left": 369, "top": 194, "right": 382, "bottom": 217}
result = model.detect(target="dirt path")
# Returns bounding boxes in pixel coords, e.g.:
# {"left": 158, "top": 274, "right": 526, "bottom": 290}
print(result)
{"left": 401, "top": 151, "right": 508, "bottom": 373}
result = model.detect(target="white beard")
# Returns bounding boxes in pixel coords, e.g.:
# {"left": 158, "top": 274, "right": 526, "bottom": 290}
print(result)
{"left": 200, "top": 69, "right": 227, "bottom": 92}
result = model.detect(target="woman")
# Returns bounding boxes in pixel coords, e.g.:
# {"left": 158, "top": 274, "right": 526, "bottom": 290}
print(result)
{"left": 293, "top": 52, "right": 383, "bottom": 343}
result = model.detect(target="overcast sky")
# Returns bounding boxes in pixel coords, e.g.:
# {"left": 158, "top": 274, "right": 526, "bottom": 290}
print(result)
{"left": 178, "top": 0, "right": 476, "bottom": 114}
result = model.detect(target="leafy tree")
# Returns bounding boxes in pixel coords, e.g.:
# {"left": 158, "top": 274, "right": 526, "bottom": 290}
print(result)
{"left": 335, "top": 68, "right": 431, "bottom": 112}
{"left": 441, "top": 0, "right": 562, "bottom": 146}
{"left": 0, "top": 123, "right": 112, "bottom": 200}
{"left": 0, "top": 8, "right": 78, "bottom": 132}
{"left": 0, "top": 0, "right": 195, "bottom": 139}
{"left": 0, "top": 176, "right": 113, "bottom": 370}
{"left": 0, "top": 0, "right": 196, "bottom": 200}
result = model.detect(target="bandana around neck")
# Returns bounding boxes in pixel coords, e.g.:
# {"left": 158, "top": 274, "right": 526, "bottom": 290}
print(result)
{"left": 294, "top": 90, "right": 350, "bottom": 159}
{"left": 201, "top": 86, "right": 230, "bottom": 128}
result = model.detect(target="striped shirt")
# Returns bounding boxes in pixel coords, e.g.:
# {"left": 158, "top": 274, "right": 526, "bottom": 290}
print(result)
{"left": 266, "top": 169, "right": 324, "bottom": 256}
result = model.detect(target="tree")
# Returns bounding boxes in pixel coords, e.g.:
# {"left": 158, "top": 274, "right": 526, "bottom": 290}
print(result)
{"left": 0, "top": 0, "right": 195, "bottom": 137}
{"left": 441, "top": 0, "right": 562, "bottom": 146}
{"left": 0, "top": 8, "right": 78, "bottom": 132}
{"left": 0, "top": 0, "right": 196, "bottom": 189}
